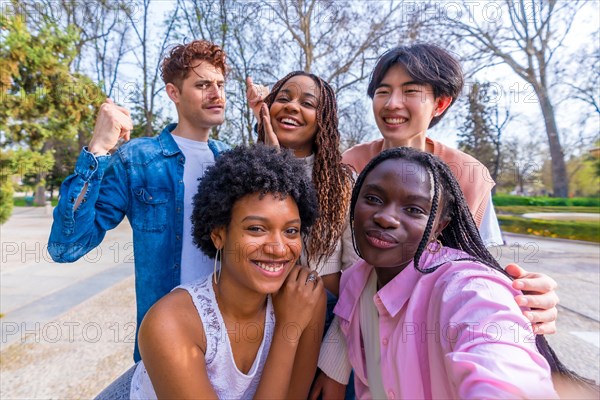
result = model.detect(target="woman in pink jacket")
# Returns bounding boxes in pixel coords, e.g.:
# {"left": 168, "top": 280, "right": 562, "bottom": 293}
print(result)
{"left": 336, "top": 146, "right": 592, "bottom": 398}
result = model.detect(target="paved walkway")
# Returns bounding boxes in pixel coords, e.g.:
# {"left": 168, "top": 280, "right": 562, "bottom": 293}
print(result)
{"left": 521, "top": 212, "right": 600, "bottom": 222}
{"left": 1, "top": 207, "right": 136, "bottom": 398}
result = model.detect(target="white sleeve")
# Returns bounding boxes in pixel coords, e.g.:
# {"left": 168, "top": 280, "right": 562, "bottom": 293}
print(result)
{"left": 340, "top": 217, "right": 360, "bottom": 271}
{"left": 478, "top": 197, "right": 503, "bottom": 247}
{"left": 318, "top": 207, "right": 360, "bottom": 276}
{"left": 317, "top": 316, "right": 352, "bottom": 384}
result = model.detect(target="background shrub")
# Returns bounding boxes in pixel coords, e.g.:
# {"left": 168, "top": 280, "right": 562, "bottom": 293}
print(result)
{"left": 493, "top": 195, "right": 600, "bottom": 207}
{"left": 0, "top": 181, "right": 14, "bottom": 224}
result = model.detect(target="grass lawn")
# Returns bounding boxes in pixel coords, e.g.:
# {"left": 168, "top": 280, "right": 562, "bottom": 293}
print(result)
{"left": 495, "top": 204, "right": 599, "bottom": 243}
{"left": 498, "top": 215, "right": 599, "bottom": 243}
{"left": 495, "top": 205, "right": 600, "bottom": 215}
{"left": 13, "top": 197, "right": 59, "bottom": 207}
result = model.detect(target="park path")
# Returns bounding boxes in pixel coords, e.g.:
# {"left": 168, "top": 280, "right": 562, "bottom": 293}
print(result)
{"left": 1, "top": 207, "right": 136, "bottom": 398}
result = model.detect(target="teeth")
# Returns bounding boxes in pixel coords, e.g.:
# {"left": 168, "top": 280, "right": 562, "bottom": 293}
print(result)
{"left": 281, "top": 118, "right": 300, "bottom": 126}
{"left": 374, "top": 237, "right": 392, "bottom": 245}
{"left": 384, "top": 117, "right": 407, "bottom": 124}
{"left": 255, "top": 261, "right": 285, "bottom": 272}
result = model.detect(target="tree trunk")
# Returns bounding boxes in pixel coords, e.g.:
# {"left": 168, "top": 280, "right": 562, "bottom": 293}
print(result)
{"left": 145, "top": 110, "right": 154, "bottom": 136}
{"left": 34, "top": 185, "right": 46, "bottom": 206}
{"left": 535, "top": 87, "right": 569, "bottom": 197}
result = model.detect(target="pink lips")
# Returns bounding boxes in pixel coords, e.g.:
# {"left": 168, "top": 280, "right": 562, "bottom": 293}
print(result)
{"left": 205, "top": 103, "right": 224, "bottom": 110}
{"left": 365, "top": 229, "right": 398, "bottom": 249}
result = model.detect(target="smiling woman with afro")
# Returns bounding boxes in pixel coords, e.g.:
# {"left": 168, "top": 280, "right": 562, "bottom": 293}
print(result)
{"left": 191, "top": 143, "right": 319, "bottom": 256}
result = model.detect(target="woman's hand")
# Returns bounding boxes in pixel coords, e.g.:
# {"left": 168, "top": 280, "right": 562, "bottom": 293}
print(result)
{"left": 246, "top": 76, "right": 269, "bottom": 121}
{"left": 256, "top": 266, "right": 326, "bottom": 399}
{"left": 273, "top": 265, "right": 324, "bottom": 333}
{"left": 506, "top": 263, "right": 559, "bottom": 334}
{"left": 259, "top": 103, "right": 280, "bottom": 149}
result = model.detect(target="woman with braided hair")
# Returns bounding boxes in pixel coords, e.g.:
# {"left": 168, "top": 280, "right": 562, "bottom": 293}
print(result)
{"left": 247, "top": 72, "right": 357, "bottom": 297}
{"left": 335, "top": 146, "right": 596, "bottom": 398}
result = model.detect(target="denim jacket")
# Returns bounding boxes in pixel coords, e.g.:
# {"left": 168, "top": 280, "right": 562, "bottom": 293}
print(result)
{"left": 48, "top": 124, "right": 230, "bottom": 361}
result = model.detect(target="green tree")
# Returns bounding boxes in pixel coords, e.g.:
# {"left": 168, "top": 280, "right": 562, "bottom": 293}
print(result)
{"left": 0, "top": 14, "right": 103, "bottom": 205}
{"left": 9, "top": 149, "right": 55, "bottom": 194}
{"left": 0, "top": 15, "right": 103, "bottom": 150}
{"left": 0, "top": 151, "right": 15, "bottom": 224}
{"left": 568, "top": 154, "right": 600, "bottom": 197}
{"left": 0, "top": 149, "right": 54, "bottom": 222}
{"left": 458, "top": 82, "right": 506, "bottom": 193}
{"left": 445, "top": 0, "right": 586, "bottom": 197}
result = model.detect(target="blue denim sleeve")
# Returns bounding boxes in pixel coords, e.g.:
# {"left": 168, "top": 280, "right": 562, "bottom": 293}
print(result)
{"left": 48, "top": 147, "right": 129, "bottom": 262}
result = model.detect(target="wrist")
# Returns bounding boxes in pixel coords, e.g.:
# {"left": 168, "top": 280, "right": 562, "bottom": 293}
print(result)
{"left": 88, "top": 143, "right": 111, "bottom": 156}
{"left": 274, "top": 322, "right": 303, "bottom": 347}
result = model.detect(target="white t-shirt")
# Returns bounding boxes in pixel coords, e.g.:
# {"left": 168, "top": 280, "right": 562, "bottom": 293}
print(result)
{"left": 480, "top": 197, "right": 504, "bottom": 247}
{"left": 172, "top": 134, "right": 216, "bottom": 284}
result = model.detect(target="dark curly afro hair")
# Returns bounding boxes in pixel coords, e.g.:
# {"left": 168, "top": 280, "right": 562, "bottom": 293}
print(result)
{"left": 192, "top": 144, "right": 319, "bottom": 256}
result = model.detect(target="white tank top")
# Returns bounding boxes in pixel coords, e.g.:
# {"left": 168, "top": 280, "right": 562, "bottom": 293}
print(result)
{"left": 130, "top": 277, "right": 275, "bottom": 399}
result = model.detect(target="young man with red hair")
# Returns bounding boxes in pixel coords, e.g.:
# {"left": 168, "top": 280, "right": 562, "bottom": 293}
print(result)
{"left": 49, "top": 40, "right": 230, "bottom": 362}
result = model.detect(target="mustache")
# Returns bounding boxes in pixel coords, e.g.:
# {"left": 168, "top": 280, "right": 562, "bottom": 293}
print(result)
{"left": 205, "top": 99, "right": 226, "bottom": 106}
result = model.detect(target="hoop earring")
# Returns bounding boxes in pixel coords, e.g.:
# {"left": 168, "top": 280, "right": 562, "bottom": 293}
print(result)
{"left": 427, "top": 238, "right": 443, "bottom": 254}
{"left": 213, "top": 248, "right": 222, "bottom": 285}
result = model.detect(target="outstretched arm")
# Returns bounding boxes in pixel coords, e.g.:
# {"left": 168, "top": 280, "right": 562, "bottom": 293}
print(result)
{"left": 438, "top": 267, "right": 558, "bottom": 399}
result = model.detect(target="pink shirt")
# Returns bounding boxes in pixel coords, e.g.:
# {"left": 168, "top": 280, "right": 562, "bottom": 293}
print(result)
{"left": 334, "top": 247, "right": 558, "bottom": 399}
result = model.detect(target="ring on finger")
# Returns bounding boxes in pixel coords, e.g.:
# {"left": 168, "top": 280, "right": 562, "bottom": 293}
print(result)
{"left": 305, "top": 273, "right": 318, "bottom": 285}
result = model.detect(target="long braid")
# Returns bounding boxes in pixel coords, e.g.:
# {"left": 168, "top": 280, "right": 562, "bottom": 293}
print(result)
{"left": 258, "top": 71, "right": 354, "bottom": 268}
{"left": 351, "top": 147, "right": 599, "bottom": 393}
{"left": 412, "top": 162, "right": 440, "bottom": 273}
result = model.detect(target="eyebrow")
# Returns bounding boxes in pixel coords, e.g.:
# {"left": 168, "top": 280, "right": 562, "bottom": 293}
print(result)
{"left": 241, "top": 216, "right": 302, "bottom": 224}
{"left": 363, "top": 183, "right": 432, "bottom": 203}
{"left": 280, "top": 88, "right": 318, "bottom": 101}
{"left": 194, "top": 79, "right": 225, "bottom": 84}
{"left": 378, "top": 81, "right": 423, "bottom": 88}
{"left": 405, "top": 194, "right": 432, "bottom": 204}
{"left": 363, "top": 183, "right": 385, "bottom": 192}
